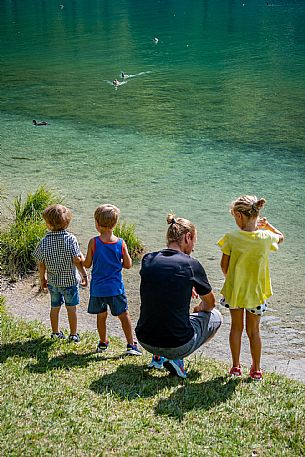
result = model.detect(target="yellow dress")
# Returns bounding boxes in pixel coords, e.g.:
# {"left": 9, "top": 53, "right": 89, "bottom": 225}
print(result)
{"left": 218, "top": 230, "right": 280, "bottom": 309}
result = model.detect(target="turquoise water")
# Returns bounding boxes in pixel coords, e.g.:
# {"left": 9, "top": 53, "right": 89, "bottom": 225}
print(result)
{"left": 1, "top": 1, "right": 305, "bottom": 353}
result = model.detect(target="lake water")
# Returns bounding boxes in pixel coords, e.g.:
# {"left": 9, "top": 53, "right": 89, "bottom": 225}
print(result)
{"left": 1, "top": 0, "right": 305, "bottom": 367}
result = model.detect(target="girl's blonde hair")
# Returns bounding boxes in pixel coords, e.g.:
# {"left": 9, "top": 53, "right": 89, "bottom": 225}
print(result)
{"left": 231, "top": 195, "right": 266, "bottom": 218}
{"left": 166, "top": 213, "right": 196, "bottom": 246}
{"left": 94, "top": 204, "right": 120, "bottom": 228}
{"left": 43, "top": 204, "right": 72, "bottom": 231}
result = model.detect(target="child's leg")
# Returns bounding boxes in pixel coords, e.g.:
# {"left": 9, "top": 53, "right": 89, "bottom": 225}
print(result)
{"left": 97, "top": 311, "right": 108, "bottom": 342}
{"left": 246, "top": 312, "right": 262, "bottom": 371}
{"left": 50, "top": 307, "right": 61, "bottom": 333}
{"left": 229, "top": 309, "right": 244, "bottom": 367}
{"left": 66, "top": 305, "right": 77, "bottom": 335}
{"left": 118, "top": 311, "right": 134, "bottom": 345}
{"left": 63, "top": 285, "right": 80, "bottom": 336}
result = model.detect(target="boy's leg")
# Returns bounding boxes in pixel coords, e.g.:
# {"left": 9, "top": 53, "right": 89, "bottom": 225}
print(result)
{"left": 246, "top": 312, "right": 262, "bottom": 372}
{"left": 48, "top": 285, "right": 64, "bottom": 334}
{"left": 229, "top": 309, "right": 244, "bottom": 368}
{"left": 66, "top": 305, "right": 77, "bottom": 336}
{"left": 50, "top": 307, "right": 61, "bottom": 333}
{"left": 97, "top": 311, "right": 108, "bottom": 343}
{"left": 63, "top": 285, "right": 80, "bottom": 336}
{"left": 118, "top": 311, "right": 134, "bottom": 345}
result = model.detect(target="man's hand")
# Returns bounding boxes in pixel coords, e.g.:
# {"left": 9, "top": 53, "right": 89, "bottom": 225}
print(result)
{"left": 193, "top": 291, "right": 215, "bottom": 312}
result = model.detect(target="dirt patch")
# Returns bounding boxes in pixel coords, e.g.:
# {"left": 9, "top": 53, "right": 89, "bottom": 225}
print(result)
{"left": 1, "top": 268, "right": 304, "bottom": 383}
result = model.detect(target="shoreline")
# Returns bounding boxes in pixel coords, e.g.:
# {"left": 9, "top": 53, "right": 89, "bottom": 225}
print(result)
{"left": 1, "top": 269, "right": 304, "bottom": 384}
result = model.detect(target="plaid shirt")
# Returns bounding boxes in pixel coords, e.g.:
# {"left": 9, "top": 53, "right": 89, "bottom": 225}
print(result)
{"left": 33, "top": 230, "right": 81, "bottom": 287}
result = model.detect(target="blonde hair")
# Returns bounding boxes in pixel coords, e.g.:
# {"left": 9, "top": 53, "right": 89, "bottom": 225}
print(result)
{"left": 231, "top": 195, "right": 266, "bottom": 218}
{"left": 43, "top": 204, "right": 72, "bottom": 231}
{"left": 166, "top": 213, "right": 196, "bottom": 246}
{"left": 94, "top": 204, "right": 120, "bottom": 228}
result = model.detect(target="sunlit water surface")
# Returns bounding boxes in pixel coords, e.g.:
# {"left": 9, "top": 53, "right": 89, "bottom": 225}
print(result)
{"left": 1, "top": 0, "right": 305, "bottom": 363}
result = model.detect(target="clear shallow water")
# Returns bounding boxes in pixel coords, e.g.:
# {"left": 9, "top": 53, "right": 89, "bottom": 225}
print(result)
{"left": 1, "top": 1, "right": 305, "bottom": 359}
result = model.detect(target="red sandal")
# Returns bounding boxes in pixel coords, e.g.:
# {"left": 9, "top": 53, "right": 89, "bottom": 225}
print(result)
{"left": 229, "top": 366, "right": 242, "bottom": 377}
{"left": 249, "top": 367, "right": 263, "bottom": 381}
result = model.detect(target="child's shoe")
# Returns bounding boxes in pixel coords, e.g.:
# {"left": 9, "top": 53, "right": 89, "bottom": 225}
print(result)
{"left": 163, "top": 359, "right": 187, "bottom": 379}
{"left": 96, "top": 340, "right": 109, "bottom": 353}
{"left": 147, "top": 355, "right": 166, "bottom": 370}
{"left": 51, "top": 331, "right": 66, "bottom": 339}
{"left": 126, "top": 342, "right": 142, "bottom": 356}
{"left": 69, "top": 333, "right": 80, "bottom": 343}
{"left": 229, "top": 366, "right": 242, "bottom": 377}
{"left": 249, "top": 367, "right": 263, "bottom": 381}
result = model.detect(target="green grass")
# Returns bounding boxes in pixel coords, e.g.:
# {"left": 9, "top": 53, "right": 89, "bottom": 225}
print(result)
{"left": 1, "top": 301, "right": 304, "bottom": 457}
{"left": 0, "top": 187, "right": 59, "bottom": 280}
{"left": 13, "top": 186, "right": 59, "bottom": 224}
{"left": 114, "top": 222, "right": 144, "bottom": 260}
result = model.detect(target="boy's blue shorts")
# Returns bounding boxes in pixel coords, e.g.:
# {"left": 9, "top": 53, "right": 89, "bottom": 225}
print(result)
{"left": 48, "top": 284, "right": 80, "bottom": 308}
{"left": 88, "top": 293, "right": 128, "bottom": 316}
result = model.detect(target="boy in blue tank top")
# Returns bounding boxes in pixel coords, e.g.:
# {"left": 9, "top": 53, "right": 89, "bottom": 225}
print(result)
{"left": 83, "top": 204, "right": 142, "bottom": 355}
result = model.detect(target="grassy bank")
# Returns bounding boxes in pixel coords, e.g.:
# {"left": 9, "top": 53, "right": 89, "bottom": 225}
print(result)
{"left": 1, "top": 302, "right": 304, "bottom": 457}
{"left": 0, "top": 187, "right": 58, "bottom": 280}
{"left": 0, "top": 187, "right": 144, "bottom": 280}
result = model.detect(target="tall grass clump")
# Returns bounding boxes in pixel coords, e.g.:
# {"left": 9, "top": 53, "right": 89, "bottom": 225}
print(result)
{"left": 114, "top": 221, "right": 144, "bottom": 260}
{"left": 14, "top": 186, "right": 58, "bottom": 223}
{"left": 0, "top": 186, "right": 59, "bottom": 280}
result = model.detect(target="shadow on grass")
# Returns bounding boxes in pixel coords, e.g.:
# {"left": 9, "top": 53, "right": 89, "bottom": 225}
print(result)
{"left": 90, "top": 363, "right": 202, "bottom": 401}
{"left": 0, "top": 337, "right": 52, "bottom": 367}
{"left": 0, "top": 336, "right": 122, "bottom": 373}
{"left": 27, "top": 351, "right": 105, "bottom": 373}
{"left": 155, "top": 376, "right": 239, "bottom": 420}
{"left": 27, "top": 348, "right": 125, "bottom": 373}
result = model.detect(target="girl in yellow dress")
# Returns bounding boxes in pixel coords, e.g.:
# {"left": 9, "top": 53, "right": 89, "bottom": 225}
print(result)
{"left": 218, "top": 195, "right": 284, "bottom": 380}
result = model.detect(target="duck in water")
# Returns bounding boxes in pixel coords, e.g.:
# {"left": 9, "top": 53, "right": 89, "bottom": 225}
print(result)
{"left": 33, "top": 120, "right": 48, "bottom": 126}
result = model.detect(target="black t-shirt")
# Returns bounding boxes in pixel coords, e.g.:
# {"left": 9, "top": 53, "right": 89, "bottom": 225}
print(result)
{"left": 135, "top": 249, "right": 212, "bottom": 348}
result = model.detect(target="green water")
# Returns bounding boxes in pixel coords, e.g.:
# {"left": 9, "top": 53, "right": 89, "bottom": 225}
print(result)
{"left": 1, "top": 1, "right": 305, "bottom": 357}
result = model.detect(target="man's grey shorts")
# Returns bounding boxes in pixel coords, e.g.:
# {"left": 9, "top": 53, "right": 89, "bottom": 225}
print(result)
{"left": 139, "top": 308, "right": 223, "bottom": 360}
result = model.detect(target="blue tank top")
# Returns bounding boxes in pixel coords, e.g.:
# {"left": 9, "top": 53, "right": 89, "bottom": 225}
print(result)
{"left": 90, "top": 237, "right": 125, "bottom": 297}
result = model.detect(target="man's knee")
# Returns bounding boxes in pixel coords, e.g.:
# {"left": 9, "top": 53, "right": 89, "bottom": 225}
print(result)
{"left": 211, "top": 308, "right": 223, "bottom": 327}
{"left": 213, "top": 307, "right": 223, "bottom": 320}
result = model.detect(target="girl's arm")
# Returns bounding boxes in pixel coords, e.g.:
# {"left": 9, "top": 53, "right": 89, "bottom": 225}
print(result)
{"left": 83, "top": 238, "right": 94, "bottom": 268}
{"left": 220, "top": 254, "right": 230, "bottom": 276}
{"left": 258, "top": 217, "right": 284, "bottom": 243}
{"left": 122, "top": 241, "right": 132, "bottom": 269}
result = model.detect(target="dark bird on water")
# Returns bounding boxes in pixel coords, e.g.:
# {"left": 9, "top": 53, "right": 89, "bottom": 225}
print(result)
{"left": 33, "top": 120, "right": 48, "bottom": 126}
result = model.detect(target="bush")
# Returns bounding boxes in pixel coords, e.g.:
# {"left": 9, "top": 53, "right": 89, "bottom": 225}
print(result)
{"left": 0, "top": 187, "right": 59, "bottom": 280}
{"left": 14, "top": 186, "right": 58, "bottom": 223}
{"left": 114, "top": 221, "right": 144, "bottom": 260}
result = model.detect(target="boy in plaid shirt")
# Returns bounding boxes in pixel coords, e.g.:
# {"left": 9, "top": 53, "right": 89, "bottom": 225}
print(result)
{"left": 33, "top": 204, "right": 87, "bottom": 342}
